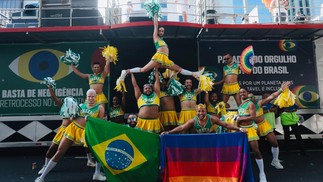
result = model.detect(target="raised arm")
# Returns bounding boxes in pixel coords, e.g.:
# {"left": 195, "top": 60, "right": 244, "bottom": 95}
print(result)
{"left": 121, "top": 90, "right": 126, "bottom": 112}
{"left": 101, "top": 60, "right": 110, "bottom": 78}
{"left": 153, "top": 14, "right": 159, "bottom": 42}
{"left": 259, "top": 81, "right": 291, "bottom": 106}
{"left": 204, "top": 92, "right": 210, "bottom": 105}
{"left": 154, "top": 68, "right": 160, "bottom": 96}
{"left": 71, "top": 64, "right": 89, "bottom": 79}
{"left": 131, "top": 73, "right": 141, "bottom": 99}
{"left": 48, "top": 86, "right": 62, "bottom": 107}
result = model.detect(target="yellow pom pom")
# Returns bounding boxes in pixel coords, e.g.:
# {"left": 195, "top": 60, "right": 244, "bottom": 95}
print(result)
{"left": 198, "top": 75, "right": 214, "bottom": 92}
{"left": 274, "top": 88, "right": 295, "bottom": 108}
{"left": 114, "top": 79, "right": 127, "bottom": 92}
{"left": 215, "top": 101, "right": 227, "bottom": 117}
{"left": 102, "top": 46, "right": 118, "bottom": 64}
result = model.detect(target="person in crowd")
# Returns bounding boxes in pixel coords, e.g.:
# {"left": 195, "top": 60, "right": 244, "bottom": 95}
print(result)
{"left": 178, "top": 78, "right": 202, "bottom": 127}
{"left": 162, "top": 104, "right": 247, "bottom": 134}
{"left": 159, "top": 76, "right": 179, "bottom": 131}
{"left": 294, "top": 11, "right": 307, "bottom": 23}
{"left": 130, "top": 68, "right": 163, "bottom": 133}
{"left": 35, "top": 97, "right": 90, "bottom": 182}
{"left": 248, "top": 81, "right": 290, "bottom": 170}
{"left": 79, "top": 89, "right": 106, "bottom": 181}
{"left": 127, "top": 113, "right": 138, "bottom": 128}
{"left": 122, "top": 14, "right": 204, "bottom": 79}
{"left": 109, "top": 91, "right": 126, "bottom": 124}
{"left": 270, "top": 0, "right": 289, "bottom": 22}
{"left": 214, "top": 54, "right": 241, "bottom": 107}
{"left": 237, "top": 88, "right": 266, "bottom": 182}
{"left": 71, "top": 61, "right": 110, "bottom": 110}
{"left": 279, "top": 103, "right": 305, "bottom": 155}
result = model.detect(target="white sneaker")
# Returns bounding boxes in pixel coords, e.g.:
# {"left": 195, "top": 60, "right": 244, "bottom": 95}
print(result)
{"left": 38, "top": 165, "right": 46, "bottom": 175}
{"left": 259, "top": 173, "right": 267, "bottom": 182}
{"left": 93, "top": 173, "right": 106, "bottom": 181}
{"left": 87, "top": 160, "right": 96, "bottom": 167}
{"left": 35, "top": 177, "right": 44, "bottom": 182}
{"left": 271, "top": 159, "right": 284, "bottom": 169}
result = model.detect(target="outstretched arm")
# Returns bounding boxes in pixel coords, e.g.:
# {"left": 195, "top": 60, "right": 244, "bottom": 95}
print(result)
{"left": 211, "top": 115, "right": 246, "bottom": 133}
{"left": 71, "top": 64, "right": 89, "bottom": 79}
{"left": 131, "top": 73, "right": 141, "bottom": 99}
{"left": 153, "top": 14, "right": 159, "bottom": 42}
{"left": 163, "top": 119, "right": 195, "bottom": 134}
{"left": 259, "top": 81, "right": 291, "bottom": 106}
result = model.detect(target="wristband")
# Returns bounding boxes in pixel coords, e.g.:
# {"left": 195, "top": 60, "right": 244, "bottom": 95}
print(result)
{"left": 239, "top": 128, "right": 243, "bottom": 132}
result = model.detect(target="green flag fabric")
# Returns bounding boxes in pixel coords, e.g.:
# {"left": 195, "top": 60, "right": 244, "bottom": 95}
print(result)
{"left": 85, "top": 117, "right": 160, "bottom": 182}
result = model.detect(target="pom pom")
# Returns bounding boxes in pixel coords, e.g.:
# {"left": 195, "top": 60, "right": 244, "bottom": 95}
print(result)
{"left": 114, "top": 70, "right": 127, "bottom": 92}
{"left": 40, "top": 77, "right": 56, "bottom": 89}
{"left": 59, "top": 97, "right": 80, "bottom": 119}
{"left": 102, "top": 45, "right": 118, "bottom": 64}
{"left": 214, "top": 101, "right": 227, "bottom": 117}
{"left": 143, "top": 0, "right": 162, "bottom": 18}
{"left": 198, "top": 75, "right": 214, "bottom": 92}
{"left": 115, "top": 78, "right": 127, "bottom": 92}
{"left": 274, "top": 88, "right": 296, "bottom": 108}
{"left": 163, "top": 69, "right": 179, "bottom": 80}
{"left": 148, "top": 68, "right": 163, "bottom": 84}
{"left": 203, "top": 71, "right": 217, "bottom": 81}
{"left": 221, "top": 111, "right": 238, "bottom": 133}
{"left": 60, "top": 49, "right": 80, "bottom": 66}
{"left": 167, "top": 78, "right": 184, "bottom": 96}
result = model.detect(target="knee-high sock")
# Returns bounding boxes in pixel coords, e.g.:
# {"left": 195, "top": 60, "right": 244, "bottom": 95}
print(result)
{"left": 256, "top": 159, "right": 265, "bottom": 175}
{"left": 271, "top": 146, "right": 279, "bottom": 161}
{"left": 180, "top": 69, "right": 193, "bottom": 76}
{"left": 40, "top": 160, "right": 57, "bottom": 179}
{"left": 44, "top": 157, "right": 50, "bottom": 166}
{"left": 129, "top": 67, "right": 141, "bottom": 73}
{"left": 95, "top": 162, "right": 101, "bottom": 174}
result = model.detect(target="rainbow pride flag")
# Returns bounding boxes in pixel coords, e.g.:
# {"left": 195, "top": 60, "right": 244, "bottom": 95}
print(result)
{"left": 240, "top": 45, "right": 255, "bottom": 74}
{"left": 161, "top": 132, "right": 254, "bottom": 182}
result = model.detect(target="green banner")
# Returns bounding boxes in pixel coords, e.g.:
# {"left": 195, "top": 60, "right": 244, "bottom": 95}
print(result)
{"left": 0, "top": 42, "right": 107, "bottom": 116}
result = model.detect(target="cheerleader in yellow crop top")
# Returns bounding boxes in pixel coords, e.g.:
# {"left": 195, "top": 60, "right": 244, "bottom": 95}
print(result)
{"left": 214, "top": 54, "right": 241, "bottom": 107}
{"left": 159, "top": 90, "right": 179, "bottom": 129}
{"left": 123, "top": 14, "right": 204, "bottom": 80}
{"left": 131, "top": 69, "right": 163, "bottom": 133}
{"left": 178, "top": 78, "right": 202, "bottom": 125}
{"left": 72, "top": 61, "right": 109, "bottom": 108}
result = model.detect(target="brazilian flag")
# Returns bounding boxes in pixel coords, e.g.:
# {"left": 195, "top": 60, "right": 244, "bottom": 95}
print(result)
{"left": 85, "top": 117, "right": 160, "bottom": 182}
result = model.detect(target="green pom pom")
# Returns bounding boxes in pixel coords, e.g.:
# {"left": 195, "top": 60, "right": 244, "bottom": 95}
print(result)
{"left": 60, "top": 49, "right": 80, "bottom": 66}
{"left": 40, "top": 77, "right": 56, "bottom": 89}
{"left": 167, "top": 78, "right": 184, "bottom": 96}
{"left": 148, "top": 68, "right": 163, "bottom": 84}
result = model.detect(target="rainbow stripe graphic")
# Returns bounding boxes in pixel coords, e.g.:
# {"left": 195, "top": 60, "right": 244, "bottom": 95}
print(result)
{"left": 239, "top": 45, "right": 255, "bottom": 74}
{"left": 161, "top": 133, "right": 254, "bottom": 182}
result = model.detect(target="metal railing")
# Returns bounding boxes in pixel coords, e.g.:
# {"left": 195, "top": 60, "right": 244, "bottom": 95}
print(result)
{"left": 0, "top": 0, "right": 322, "bottom": 28}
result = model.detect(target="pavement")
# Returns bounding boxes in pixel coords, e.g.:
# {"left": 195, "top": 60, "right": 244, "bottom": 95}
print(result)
{"left": 0, "top": 139, "right": 323, "bottom": 182}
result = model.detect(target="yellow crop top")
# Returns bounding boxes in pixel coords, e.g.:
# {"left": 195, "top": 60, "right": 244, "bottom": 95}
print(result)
{"left": 223, "top": 63, "right": 239, "bottom": 77}
{"left": 89, "top": 73, "right": 105, "bottom": 85}
{"left": 179, "top": 90, "right": 196, "bottom": 102}
{"left": 137, "top": 92, "right": 160, "bottom": 109}
{"left": 154, "top": 38, "right": 168, "bottom": 50}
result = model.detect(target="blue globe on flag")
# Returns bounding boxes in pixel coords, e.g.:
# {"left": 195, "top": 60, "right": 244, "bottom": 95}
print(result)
{"left": 105, "top": 140, "right": 134, "bottom": 170}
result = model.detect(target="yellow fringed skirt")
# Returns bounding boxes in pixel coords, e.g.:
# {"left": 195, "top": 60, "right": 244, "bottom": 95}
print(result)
{"left": 136, "top": 117, "right": 164, "bottom": 134}
{"left": 240, "top": 124, "right": 259, "bottom": 141}
{"left": 178, "top": 109, "right": 196, "bottom": 125}
{"left": 256, "top": 119, "right": 274, "bottom": 136}
{"left": 159, "top": 110, "right": 178, "bottom": 126}
{"left": 151, "top": 52, "right": 175, "bottom": 67}
{"left": 96, "top": 92, "right": 108, "bottom": 104}
{"left": 52, "top": 125, "right": 67, "bottom": 145}
{"left": 221, "top": 82, "right": 240, "bottom": 95}
{"left": 63, "top": 121, "right": 85, "bottom": 145}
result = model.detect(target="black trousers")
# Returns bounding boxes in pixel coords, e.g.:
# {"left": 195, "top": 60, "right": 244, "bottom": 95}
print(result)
{"left": 282, "top": 124, "right": 304, "bottom": 151}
